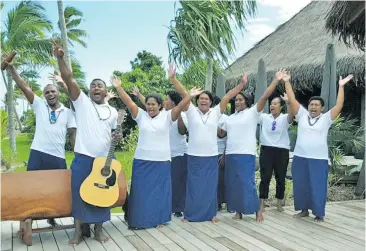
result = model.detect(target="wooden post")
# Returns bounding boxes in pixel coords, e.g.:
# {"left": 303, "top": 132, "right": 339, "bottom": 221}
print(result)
{"left": 215, "top": 73, "right": 226, "bottom": 100}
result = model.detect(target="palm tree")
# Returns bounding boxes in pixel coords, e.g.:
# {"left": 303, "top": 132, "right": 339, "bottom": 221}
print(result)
{"left": 57, "top": 0, "right": 72, "bottom": 70}
{"left": 1, "top": 0, "right": 53, "bottom": 154}
{"left": 63, "top": 6, "right": 88, "bottom": 48}
{"left": 167, "top": 1, "right": 257, "bottom": 91}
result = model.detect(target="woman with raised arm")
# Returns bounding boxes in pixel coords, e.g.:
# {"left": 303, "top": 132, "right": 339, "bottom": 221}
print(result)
{"left": 131, "top": 86, "right": 189, "bottom": 218}
{"left": 110, "top": 75, "right": 202, "bottom": 229}
{"left": 218, "top": 70, "right": 286, "bottom": 222}
{"left": 283, "top": 72, "right": 353, "bottom": 222}
{"left": 258, "top": 92, "right": 294, "bottom": 212}
{"left": 172, "top": 69, "right": 247, "bottom": 223}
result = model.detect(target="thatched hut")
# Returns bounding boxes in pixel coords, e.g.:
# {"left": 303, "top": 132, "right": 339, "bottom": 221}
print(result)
{"left": 224, "top": 1, "right": 365, "bottom": 122}
{"left": 325, "top": 0, "right": 365, "bottom": 52}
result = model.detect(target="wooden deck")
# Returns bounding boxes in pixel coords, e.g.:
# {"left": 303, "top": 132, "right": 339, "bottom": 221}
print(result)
{"left": 1, "top": 200, "right": 365, "bottom": 251}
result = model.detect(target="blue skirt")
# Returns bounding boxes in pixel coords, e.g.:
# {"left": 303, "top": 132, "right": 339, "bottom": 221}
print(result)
{"left": 225, "top": 154, "right": 259, "bottom": 214}
{"left": 218, "top": 154, "right": 225, "bottom": 204}
{"left": 171, "top": 154, "right": 187, "bottom": 213}
{"left": 292, "top": 156, "right": 329, "bottom": 217}
{"left": 71, "top": 153, "right": 111, "bottom": 223}
{"left": 27, "top": 149, "right": 67, "bottom": 171}
{"left": 128, "top": 159, "right": 172, "bottom": 228}
{"left": 184, "top": 155, "right": 218, "bottom": 222}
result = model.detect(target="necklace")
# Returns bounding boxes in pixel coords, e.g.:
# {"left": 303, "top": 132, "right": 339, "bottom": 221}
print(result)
{"left": 198, "top": 110, "right": 211, "bottom": 124}
{"left": 91, "top": 100, "right": 111, "bottom": 121}
{"left": 307, "top": 115, "right": 321, "bottom": 126}
{"left": 47, "top": 105, "right": 62, "bottom": 124}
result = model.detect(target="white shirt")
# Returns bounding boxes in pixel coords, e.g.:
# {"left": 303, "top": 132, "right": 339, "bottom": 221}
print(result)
{"left": 224, "top": 104, "right": 261, "bottom": 155}
{"left": 134, "top": 108, "right": 173, "bottom": 161}
{"left": 294, "top": 106, "right": 333, "bottom": 160}
{"left": 72, "top": 92, "right": 118, "bottom": 158}
{"left": 217, "top": 114, "right": 229, "bottom": 155}
{"left": 30, "top": 95, "right": 77, "bottom": 159}
{"left": 259, "top": 113, "right": 291, "bottom": 150}
{"left": 185, "top": 103, "right": 222, "bottom": 156}
{"left": 170, "top": 112, "right": 188, "bottom": 158}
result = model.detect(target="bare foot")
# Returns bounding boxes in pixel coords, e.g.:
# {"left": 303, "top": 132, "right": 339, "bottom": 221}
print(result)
{"left": 181, "top": 218, "right": 188, "bottom": 223}
{"left": 156, "top": 224, "right": 164, "bottom": 229}
{"left": 69, "top": 218, "right": 83, "bottom": 247}
{"left": 256, "top": 211, "right": 264, "bottom": 222}
{"left": 293, "top": 210, "right": 309, "bottom": 218}
{"left": 232, "top": 213, "right": 242, "bottom": 220}
{"left": 276, "top": 199, "right": 284, "bottom": 212}
{"left": 211, "top": 217, "right": 219, "bottom": 223}
{"left": 314, "top": 216, "right": 324, "bottom": 222}
{"left": 94, "top": 224, "right": 109, "bottom": 243}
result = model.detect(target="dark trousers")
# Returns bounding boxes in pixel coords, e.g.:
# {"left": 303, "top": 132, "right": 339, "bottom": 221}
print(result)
{"left": 259, "top": 146, "right": 289, "bottom": 200}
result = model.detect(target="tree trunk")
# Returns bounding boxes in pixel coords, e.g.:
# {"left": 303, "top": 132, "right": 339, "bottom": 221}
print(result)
{"left": 14, "top": 108, "right": 23, "bottom": 131}
{"left": 6, "top": 72, "right": 16, "bottom": 155}
{"left": 205, "top": 58, "right": 213, "bottom": 92}
{"left": 57, "top": 0, "right": 72, "bottom": 70}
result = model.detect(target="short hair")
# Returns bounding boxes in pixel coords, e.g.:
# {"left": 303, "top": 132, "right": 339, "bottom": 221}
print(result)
{"left": 90, "top": 78, "right": 106, "bottom": 87}
{"left": 236, "top": 92, "right": 252, "bottom": 107}
{"left": 195, "top": 90, "right": 214, "bottom": 107}
{"left": 166, "top": 90, "right": 182, "bottom": 106}
{"left": 43, "top": 84, "right": 59, "bottom": 93}
{"left": 309, "top": 96, "right": 324, "bottom": 107}
{"left": 145, "top": 93, "right": 164, "bottom": 110}
{"left": 213, "top": 95, "right": 221, "bottom": 106}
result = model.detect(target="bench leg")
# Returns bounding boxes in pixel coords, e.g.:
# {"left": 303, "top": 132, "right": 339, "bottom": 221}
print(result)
{"left": 19, "top": 219, "right": 32, "bottom": 246}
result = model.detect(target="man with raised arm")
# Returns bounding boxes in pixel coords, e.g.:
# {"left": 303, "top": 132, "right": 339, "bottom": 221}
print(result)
{"left": 2, "top": 54, "right": 77, "bottom": 227}
{"left": 53, "top": 44, "right": 120, "bottom": 246}
{"left": 283, "top": 71, "right": 353, "bottom": 222}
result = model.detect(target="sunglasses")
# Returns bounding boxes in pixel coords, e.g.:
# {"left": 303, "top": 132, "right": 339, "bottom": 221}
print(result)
{"left": 271, "top": 121, "right": 277, "bottom": 131}
{"left": 49, "top": 111, "right": 57, "bottom": 124}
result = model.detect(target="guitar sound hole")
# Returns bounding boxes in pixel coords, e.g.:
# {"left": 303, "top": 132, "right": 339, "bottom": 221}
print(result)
{"left": 101, "top": 168, "right": 110, "bottom": 177}
{"left": 106, "top": 170, "right": 117, "bottom": 186}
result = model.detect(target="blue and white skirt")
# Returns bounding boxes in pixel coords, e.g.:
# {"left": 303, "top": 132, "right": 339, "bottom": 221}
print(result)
{"left": 128, "top": 159, "right": 172, "bottom": 229}
{"left": 292, "top": 156, "right": 329, "bottom": 217}
{"left": 225, "top": 154, "right": 259, "bottom": 214}
{"left": 71, "top": 153, "right": 111, "bottom": 223}
{"left": 184, "top": 155, "right": 218, "bottom": 222}
{"left": 171, "top": 154, "right": 188, "bottom": 213}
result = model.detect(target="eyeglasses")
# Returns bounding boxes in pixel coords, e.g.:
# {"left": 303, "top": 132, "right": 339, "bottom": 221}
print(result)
{"left": 271, "top": 121, "right": 276, "bottom": 131}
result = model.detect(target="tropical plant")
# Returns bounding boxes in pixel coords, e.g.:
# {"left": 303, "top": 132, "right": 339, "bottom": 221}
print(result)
{"left": 167, "top": 1, "right": 257, "bottom": 91}
{"left": 1, "top": 0, "right": 54, "bottom": 155}
{"left": 61, "top": 6, "right": 88, "bottom": 48}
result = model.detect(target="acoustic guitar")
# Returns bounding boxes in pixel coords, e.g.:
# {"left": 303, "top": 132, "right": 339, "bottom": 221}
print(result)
{"left": 80, "top": 109, "right": 126, "bottom": 207}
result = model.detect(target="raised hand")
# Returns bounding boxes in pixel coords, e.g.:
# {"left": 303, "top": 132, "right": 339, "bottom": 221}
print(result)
{"left": 282, "top": 71, "right": 291, "bottom": 82}
{"left": 110, "top": 75, "right": 122, "bottom": 88}
{"left": 168, "top": 63, "right": 176, "bottom": 78}
{"left": 240, "top": 72, "right": 248, "bottom": 86}
{"left": 131, "top": 86, "right": 140, "bottom": 96}
{"left": 1, "top": 52, "right": 17, "bottom": 71}
{"left": 280, "top": 92, "right": 289, "bottom": 102}
{"left": 339, "top": 75, "right": 353, "bottom": 87}
{"left": 53, "top": 43, "right": 64, "bottom": 58}
{"left": 189, "top": 87, "right": 204, "bottom": 98}
{"left": 105, "top": 90, "right": 117, "bottom": 101}
{"left": 275, "top": 68, "right": 286, "bottom": 81}
{"left": 48, "top": 72, "right": 64, "bottom": 84}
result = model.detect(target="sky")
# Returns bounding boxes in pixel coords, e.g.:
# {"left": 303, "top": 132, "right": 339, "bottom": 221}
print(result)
{"left": 1, "top": 0, "right": 312, "bottom": 114}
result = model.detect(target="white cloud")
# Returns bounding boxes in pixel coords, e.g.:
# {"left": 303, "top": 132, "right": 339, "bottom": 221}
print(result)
{"left": 248, "top": 17, "right": 271, "bottom": 23}
{"left": 258, "top": 0, "right": 312, "bottom": 21}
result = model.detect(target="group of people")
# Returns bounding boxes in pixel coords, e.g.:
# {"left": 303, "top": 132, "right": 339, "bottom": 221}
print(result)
{"left": 2, "top": 43, "right": 353, "bottom": 246}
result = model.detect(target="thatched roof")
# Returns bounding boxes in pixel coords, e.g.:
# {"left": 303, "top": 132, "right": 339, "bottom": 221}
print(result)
{"left": 224, "top": 1, "right": 365, "bottom": 92}
{"left": 325, "top": 1, "right": 365, "bottom": 52}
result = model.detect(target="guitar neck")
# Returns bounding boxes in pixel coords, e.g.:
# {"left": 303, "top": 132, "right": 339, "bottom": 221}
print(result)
{"left": 105, "top": 125, "right": 122, "bottom": 167}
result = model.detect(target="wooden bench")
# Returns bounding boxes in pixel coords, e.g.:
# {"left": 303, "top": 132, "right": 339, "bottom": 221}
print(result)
{"left": 1, "top": 169, "right": 127, "bottom": 246}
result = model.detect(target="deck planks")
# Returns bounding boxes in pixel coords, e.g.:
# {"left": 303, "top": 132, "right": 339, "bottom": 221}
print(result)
{"left": 2, "top": 200, "right": 365, "bottom": 251}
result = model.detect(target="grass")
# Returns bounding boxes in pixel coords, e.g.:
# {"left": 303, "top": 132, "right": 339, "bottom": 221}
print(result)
{"left": 2, "top": 134, "right": 134, "bottom": 213}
